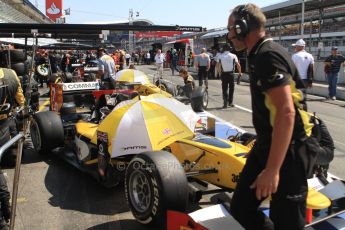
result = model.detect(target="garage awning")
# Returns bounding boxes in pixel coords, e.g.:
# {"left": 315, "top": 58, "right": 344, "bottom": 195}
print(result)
{"left": 165, "top": 38, "right": 191, "bottom": 44}
{"left": 0, "top": 37, "right": 59, "bottom": 46}
{"left": 201, "top": 29, "right": 227, "bottom": 39}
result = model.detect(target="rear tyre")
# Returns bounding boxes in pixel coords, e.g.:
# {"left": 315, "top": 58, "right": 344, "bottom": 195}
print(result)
{"left": 30, "top": 111, "right": 64, "bottom": 154}
{"left": 8, "top": 49, "right": 27, "bottom": 62}
{"left": 11, "top": 62, "right": 26, "bottom": 76}
{"left": 125, "top": 151, "right": 188, "bottom": 226}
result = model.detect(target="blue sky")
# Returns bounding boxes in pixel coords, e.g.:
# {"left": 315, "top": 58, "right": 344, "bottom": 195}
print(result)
{"left": 31, "top": 0, "right": 284, "bottom": 30}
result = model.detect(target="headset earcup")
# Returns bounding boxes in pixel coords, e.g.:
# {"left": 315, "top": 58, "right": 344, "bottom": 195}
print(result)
{"left": 234, "top": 19, "right": 248, "bottom": 39}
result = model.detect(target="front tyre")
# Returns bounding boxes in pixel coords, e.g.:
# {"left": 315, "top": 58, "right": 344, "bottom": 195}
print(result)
{"left": 191, "top": 87, "right": 208, "bottom": 112}
{"left": 125, "top": 151, "right": 188, "bottom": 226}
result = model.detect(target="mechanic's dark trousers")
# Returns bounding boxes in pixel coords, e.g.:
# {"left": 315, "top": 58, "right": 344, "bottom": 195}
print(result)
{"left": 37, "top": 73, "right": 44, "bottom": 87}
{"left": 230, "top": 142, "right": 307, "bottom": 230}
{"left": 301, "top": 79, "right": 309, "bottom": 111}
{"left": 221, "top": 72, "right": 235, "bottom": 106}
{"left": 0, "top": 170, "right": 11, "bottom": 224}
{"left": 119, "top": 64, "right": 124, "bottom": 71}
{"left": 0, "top": 118, "right": 18, "bottom": 144}
{"left": 170, "top": 63, "right": 179, "bottom": 75}
{"left": 198, "top": 66, "right": 208, "bottom": 88}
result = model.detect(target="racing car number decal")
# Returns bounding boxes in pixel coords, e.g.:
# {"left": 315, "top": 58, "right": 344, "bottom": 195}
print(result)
{"left": 232, "top": 173, "right": 241, "bottom": 183}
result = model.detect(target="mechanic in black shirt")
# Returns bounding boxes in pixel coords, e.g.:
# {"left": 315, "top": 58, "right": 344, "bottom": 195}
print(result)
{"left": 0, "top": 67, "right": 25, "bottom": 227}
{"left": 227, "top": 4, "right": 315, "bottom": 230}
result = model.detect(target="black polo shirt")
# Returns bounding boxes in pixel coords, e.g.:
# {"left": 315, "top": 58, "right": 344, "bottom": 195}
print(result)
{"left": 247, "top": 36, "right": 309, "bottom": 146}
{"left": 325, "top": 54, "right": 345, "bottom": 74}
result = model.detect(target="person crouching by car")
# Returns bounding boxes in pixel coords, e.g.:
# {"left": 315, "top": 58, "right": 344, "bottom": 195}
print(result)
{"left": 97, "top": 47, "right": 116, "bottom": 89}
{"left": 179, "top": 68, "right": 195, "bottom": 98}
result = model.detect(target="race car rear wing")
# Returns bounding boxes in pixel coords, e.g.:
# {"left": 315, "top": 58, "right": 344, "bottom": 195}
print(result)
{"left": 61, "top": 81, "right": 99, "bottom": 92}
{"left": 50, "top": 81, "right": 99, "bottom": 112}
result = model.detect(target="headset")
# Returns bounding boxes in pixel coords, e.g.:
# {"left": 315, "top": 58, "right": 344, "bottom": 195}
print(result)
{"left": 234, "top": 4, "right": 250, "bottom": 39}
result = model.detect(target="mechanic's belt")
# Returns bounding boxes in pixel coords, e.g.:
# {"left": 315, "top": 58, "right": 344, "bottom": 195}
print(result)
{"left": 102, "top": 78, "right": 111, "bottom": 82}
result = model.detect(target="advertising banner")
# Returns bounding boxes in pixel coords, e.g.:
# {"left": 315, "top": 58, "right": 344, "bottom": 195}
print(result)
{"left": 46, "top": 0, "right": 63, "bottom": 22}
{"left": 135, "top": 31, "right": 183, "bottom": 39}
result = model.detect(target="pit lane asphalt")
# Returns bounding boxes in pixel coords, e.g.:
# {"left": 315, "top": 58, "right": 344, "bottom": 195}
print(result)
{"left": 4, "top": 64, "right": 345, "bottom": 229}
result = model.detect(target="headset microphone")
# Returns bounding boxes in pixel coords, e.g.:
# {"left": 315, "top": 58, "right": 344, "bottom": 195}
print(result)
{"left": 227, "top": 33, "right": 236, "bottom": 40}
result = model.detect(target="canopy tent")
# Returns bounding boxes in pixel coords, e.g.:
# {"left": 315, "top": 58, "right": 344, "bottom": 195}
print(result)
{"left": 200, "top": 29, "right": 227, "bottom": 40}
{"left": 165, "top": 38, "right": 191, "bottom": 44}
{"left": 0, "top": 37, "right": 59, "bottom": 47}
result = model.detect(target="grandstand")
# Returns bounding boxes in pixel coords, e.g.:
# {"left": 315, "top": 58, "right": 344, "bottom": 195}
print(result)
{"left": 263, "top": 0, "right": 345, "bottom": 58}
{"left": 194, "top": 0, "right": 345, "bottom": 58}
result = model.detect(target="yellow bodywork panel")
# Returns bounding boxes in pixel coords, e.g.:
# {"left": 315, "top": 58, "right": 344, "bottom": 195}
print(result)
{"left": 170, "top": 137, "right": 249, "bottom": 190}
{"left": 134, "top": 83, "right": 172, "bottom": 97}
{"left": 170, "top": 136, "right": 331, "bottom": 210}
{"left": 307, "top": 188, "right": 331, "bottom": 209}
{"left": 75, "top": 121, "right": 98, "bottom": 144}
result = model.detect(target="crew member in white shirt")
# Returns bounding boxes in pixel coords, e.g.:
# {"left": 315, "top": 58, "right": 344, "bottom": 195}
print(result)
{"left": 217, "top": 44, "right": 242, "bottom": 108}
{"left": 125, "top": 52, "right": 131, "bottom": 67}
{"left": 154, "top": 49, "right": 165, "bottom": 78}
{"left": 145, "top": 51, "right": 151, "bottom": 65}
{"left": 292, "top": 39, "right": 314, "bottom": 110}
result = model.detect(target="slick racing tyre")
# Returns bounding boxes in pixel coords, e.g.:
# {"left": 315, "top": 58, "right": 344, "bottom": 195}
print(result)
{"left": 191, "top": 87, "right": 208, "bottom": 112}
{"left": 125, "top": 151, "right": 188, "bottom": 226}
{"left": 30, "top": 111, "right": 64, "bottom": 154}
{"left": 6, "top": 49, "right": 27, "bottom": 62}
{"left": 11, "top": 62, "right": 27, "bottom": 76}
{"left": 11, "top": 49, "right": 27, "bottom": 62}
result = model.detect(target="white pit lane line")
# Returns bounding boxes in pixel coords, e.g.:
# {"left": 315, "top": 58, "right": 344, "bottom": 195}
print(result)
{"left": 234, "top": 104, "right": 252, "bottom": 113}
{"left": 234, "top": 104, "right": 345, "bottom": 150}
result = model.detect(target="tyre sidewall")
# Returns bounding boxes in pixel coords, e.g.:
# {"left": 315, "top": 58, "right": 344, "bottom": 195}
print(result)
{"left": 30, "top": 111, "right": 64, "bottom": 154}
{"left": 125, "top": 152, "right": 188, "bottom": 226}
{"left": 30, "top": 119, "right": 43, "bottom": 153}
{"left": 190, "top": 87, "right": 208, "bottom": 112}
{"left": 125, "top": 156, "right": 163, "bottom": 225}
